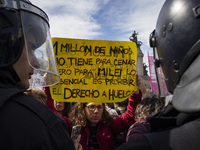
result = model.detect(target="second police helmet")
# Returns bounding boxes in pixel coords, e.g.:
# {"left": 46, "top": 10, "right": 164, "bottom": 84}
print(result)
{"left": 150, "top": 0, "right": 200, "bottom": 94}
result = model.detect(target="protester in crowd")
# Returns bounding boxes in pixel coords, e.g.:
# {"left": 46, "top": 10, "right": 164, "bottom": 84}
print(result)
{"left": 43, "top": 87, "right": 73, "bottom": 133}
{"left": 25, "top": 87, "right": 71, "bottom": 118}
{"left": 105, "top": 103, "right": 118, "bottom": 118}
{"left": 106, "top": 99, "right": 128, "bottom": 118}
{"left": 126, "top": 94, "right": 165, "bottom": 142}
{"left": 24, "top": 87, "right": 47, "bottom": 105}
{"left": 88, "top": 98, "right": 129, "bottom": 149}
{"left": 105, "top": 98, "right": 130, "bottom": 149}
{"left": 104, "top": 76, "right": 146, "bottom": 148}
{"left": 116, "top": 0, "right": 200, "bottom": 149}
{"left": 54, "top": 100, "right": 72, "bottom": 117}
{"left": 106, "top": 103, "right": 114, "bottom": 109}
{"left": 26, "top": 87, "right": 81, "bottom": 149}
{"left": 68, "top": 76, "right": 142, "bottom": 150}
{"left": 44, "top": 76, "right": 143, "bottom": 150}
{"left": 106, "top": 75, "right": 145, "bottom": 118}
{"left": 0, "top": 0, "right": 75, "bottom": 149}
{"left": 25, "top": 87, "right": 81, "bottom": 149}
{"left": 113, "top": 99, "right": 129, "bottom": 116}
{"left": 112, "top": 98, "right": 129, "bottom": 148}
{"left": 25, "top": 87, "right": 72, "bottom": 118}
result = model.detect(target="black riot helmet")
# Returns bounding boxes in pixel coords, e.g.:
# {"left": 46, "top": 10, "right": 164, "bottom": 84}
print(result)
{"left": 149, "top": 0, "right": 200, "bottom": 94}
{"left": 0, "top": 0, "right": 60, "bottom": 87}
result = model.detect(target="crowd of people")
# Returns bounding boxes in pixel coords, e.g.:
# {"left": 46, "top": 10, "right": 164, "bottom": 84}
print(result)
{"left": 0, "top": 0, "right": 200, "bottom": 150}
{"left": 23, "top": 78, "right": 167, "bottom": 150}
{"left": 25, "top": 76, "right": 155, "bottom": 150}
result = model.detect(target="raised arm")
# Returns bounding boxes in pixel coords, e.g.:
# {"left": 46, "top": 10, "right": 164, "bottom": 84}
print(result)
{"left": 111, "top": 76, "right": 143, "bottom": 135}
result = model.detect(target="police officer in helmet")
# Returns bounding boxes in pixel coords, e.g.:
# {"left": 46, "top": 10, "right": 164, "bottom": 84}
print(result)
{"left": 0, "top": 0, "right": 75, "bottom": 149}
{"left": 116, "top": 0, "right": 200, "bottom": 149}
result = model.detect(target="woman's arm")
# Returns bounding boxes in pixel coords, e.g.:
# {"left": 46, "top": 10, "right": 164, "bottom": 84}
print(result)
{"left": 111, "top": 76, "right": 143, "bottom": 135}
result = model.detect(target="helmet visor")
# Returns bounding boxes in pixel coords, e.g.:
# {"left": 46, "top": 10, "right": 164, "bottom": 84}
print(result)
{"left": 21, "top": 11, "right": 60, "bottom": 87}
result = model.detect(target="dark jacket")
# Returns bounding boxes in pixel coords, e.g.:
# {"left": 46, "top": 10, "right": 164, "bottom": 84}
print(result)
{"left": 126, "top": 118, "right": 150, "bottom": 142}
{"left": 116, "top": 104, "right": 200, "bottom": 150}
{"left": 0, "top": 70, "right": 75, "bottom": 150}
{"left": 44, "top": 87, "right": 72, "bottom": 134}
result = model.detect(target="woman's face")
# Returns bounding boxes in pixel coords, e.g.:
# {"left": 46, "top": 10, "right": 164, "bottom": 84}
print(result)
{"left": 54, "top": 101, "right": 65, "bottom": 113}
{"left": 85, "top": 103, "right": 104, "bottom": 126}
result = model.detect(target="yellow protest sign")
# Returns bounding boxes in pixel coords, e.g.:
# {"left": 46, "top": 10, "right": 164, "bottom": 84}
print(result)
{"left": 50, "top": 38, "right": 138, "bottom": 103}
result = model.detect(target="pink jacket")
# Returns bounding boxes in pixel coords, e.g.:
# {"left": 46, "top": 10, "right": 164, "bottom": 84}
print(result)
{"left": 44, "top": 87, "right": 142, "bottom": 150}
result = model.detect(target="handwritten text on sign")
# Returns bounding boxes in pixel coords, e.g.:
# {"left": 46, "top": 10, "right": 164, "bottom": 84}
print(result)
{"left": 50, "top": 38, "right": 138, "bottom": 103}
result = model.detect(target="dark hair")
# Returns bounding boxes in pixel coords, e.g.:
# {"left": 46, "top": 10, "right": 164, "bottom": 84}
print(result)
{"left": 69, "top": 103, "right": 113, "bottom": 127}
{"left": 61, "top": 102, "right": 72, "bottom": 117}
{"left": 115, "top": 98, "right": 128, "bottom": 107}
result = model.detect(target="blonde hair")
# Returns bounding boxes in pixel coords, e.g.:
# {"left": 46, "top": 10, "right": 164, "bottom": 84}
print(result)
{"left": 135, "top": 94, "right": 164, "bottom": 121}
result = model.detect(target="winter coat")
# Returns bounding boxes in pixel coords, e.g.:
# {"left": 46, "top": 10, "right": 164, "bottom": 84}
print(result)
{"left": 0, "top": 70, "right": 75, "bottom": 150}
{"left": 126, "top": 118, "right": 150, "bottom": 142}
{"left": 116, "top": 104, "right": 200, "bottom": 150}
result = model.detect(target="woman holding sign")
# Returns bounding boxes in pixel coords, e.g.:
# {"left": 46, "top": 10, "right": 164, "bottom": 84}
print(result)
{"left": 67, "top": 76, "right": 143, "bottom": 150}
{"left": 44, "top": 76, "right": 143, "bottom": 150}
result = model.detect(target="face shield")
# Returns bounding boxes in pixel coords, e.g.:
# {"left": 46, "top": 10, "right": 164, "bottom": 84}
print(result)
{"left": 13, "top": 0, "right": 60, "bottom": 87}
{"left": 20, "top": 11, "right": 60, "bottom": 87}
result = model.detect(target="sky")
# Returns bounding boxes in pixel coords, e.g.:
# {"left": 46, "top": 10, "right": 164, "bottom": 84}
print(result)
{"left": 31, "top": 0, "right": 166, "bottom": 69}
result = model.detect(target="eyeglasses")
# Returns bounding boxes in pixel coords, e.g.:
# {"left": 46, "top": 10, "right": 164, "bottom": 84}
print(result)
{"left": 86, "top": 105, "right": 103, "bottom": 111}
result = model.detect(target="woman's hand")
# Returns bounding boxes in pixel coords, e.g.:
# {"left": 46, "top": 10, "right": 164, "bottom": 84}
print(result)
{"left": 73, "top": 135, "right": 82, "bottom": 150}
{"left": 135, "top": 75, "right": 146, "bottom": 95}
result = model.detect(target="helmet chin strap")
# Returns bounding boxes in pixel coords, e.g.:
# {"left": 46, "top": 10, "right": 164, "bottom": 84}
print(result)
{"left": 150, "top": 30, "right": 162, "bottom": 98}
